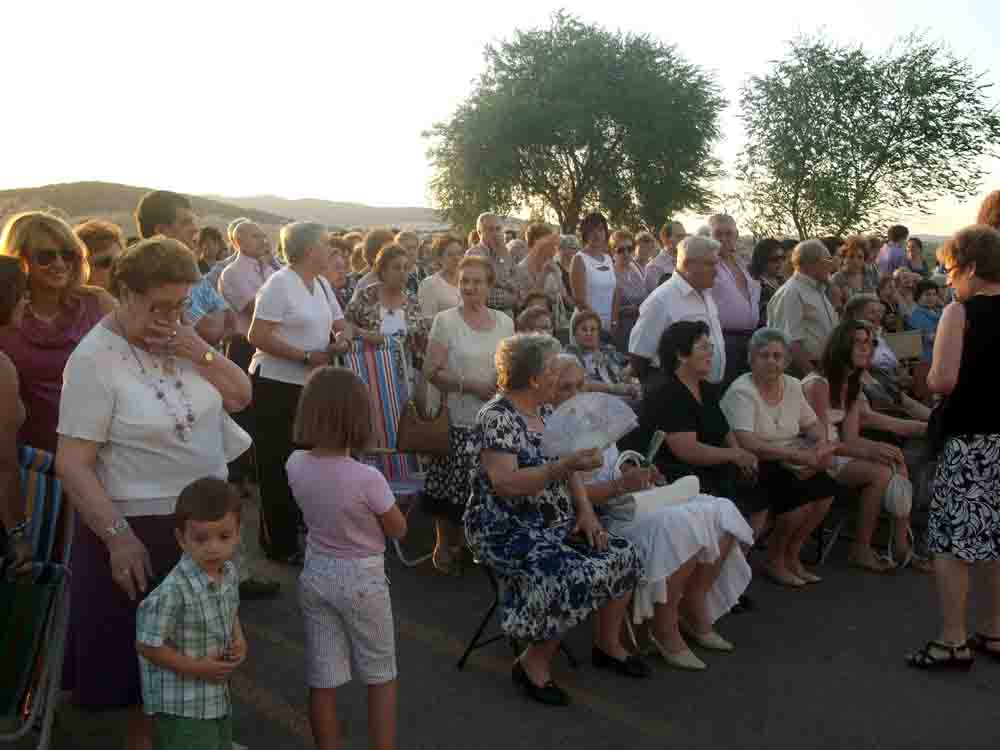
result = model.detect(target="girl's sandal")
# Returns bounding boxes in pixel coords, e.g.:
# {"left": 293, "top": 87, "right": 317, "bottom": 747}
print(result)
{"left": 968, "top": 633, "right": 1000, "bottom": 662}
{"left": 894, "top": 545, "right": 935, "bottom": 574}
{"left": 848, "top": 549, "right": 896, "bottom": 574}
{"left": 905, "top": 640, "right": 974, "bottom": 671}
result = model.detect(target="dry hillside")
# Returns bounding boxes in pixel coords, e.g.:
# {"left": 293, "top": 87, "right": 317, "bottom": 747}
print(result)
{"left": 205, "top": 195, "right": 446, "bottom": 231}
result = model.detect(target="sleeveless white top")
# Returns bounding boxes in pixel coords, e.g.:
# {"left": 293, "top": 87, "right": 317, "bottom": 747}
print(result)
{"left": 579, "top": 251, "right": 617, "bottom": 328}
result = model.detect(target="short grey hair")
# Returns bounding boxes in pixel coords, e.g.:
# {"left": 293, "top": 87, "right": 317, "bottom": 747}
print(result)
{"left": 279, "top": 221, "right": 327, "bottom": 264}
{"left": 552, "top": 352, "right": 584, "bottom": 376}
{"left": 792, "top": 239, "right": 831, "bottom": 268}
{"left": 227, "top": 217, "right": 250, "bottom": 244}
{"left": 843, "top": 293, "right": 881, "bottom": 321}
{"left": 708, "top": 213, "right": 737, "bottom": 229}
{"left": 677, "top": 235, "right": 720, "bottom": 264}
{"left": 495, "top": 333, "right": 563, "bottom": 392}
{"left": 748, "top": 327, "right": 790, "bottom": 362}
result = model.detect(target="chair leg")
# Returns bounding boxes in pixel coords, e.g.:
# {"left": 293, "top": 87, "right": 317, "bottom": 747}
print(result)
{"left": 456, "top": 597, "right": 500, "bottom": 670}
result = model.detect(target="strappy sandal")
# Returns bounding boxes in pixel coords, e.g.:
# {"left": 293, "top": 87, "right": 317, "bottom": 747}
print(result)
{"left": 968, "top": 633, "right": 1000, "bottom": 662}
{"left": 905, "top": 640, "right": 974, "bottom": 671}
{"left": 848, "top": 548, "right": 896, "bottom": 574}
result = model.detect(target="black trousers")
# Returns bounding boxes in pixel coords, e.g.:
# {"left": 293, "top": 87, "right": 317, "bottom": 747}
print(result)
{"left": 251, "top": 374, "right": 304, "bottom": 559}
{"left": 722, "top": 330, "right": 754, "bottom": 391}
{"left": 226, "top": 336, "right": 256, "bottom": 483}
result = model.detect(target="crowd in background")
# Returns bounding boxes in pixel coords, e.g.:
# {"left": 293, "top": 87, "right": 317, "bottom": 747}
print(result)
{"left": 2, "top": 187, "right": 1000, "bottom": 748}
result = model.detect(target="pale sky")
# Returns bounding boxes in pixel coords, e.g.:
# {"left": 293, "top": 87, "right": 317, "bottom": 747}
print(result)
{"left": 4, "top": 0, "right": 998, "bottom": 234}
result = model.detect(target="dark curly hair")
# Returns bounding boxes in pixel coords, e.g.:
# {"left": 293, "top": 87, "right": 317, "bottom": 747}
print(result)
{"left": 818, "top": 320, "right": 872, "bottom": 410}
{"left": 658, "top": 320, "right": 711, "bottom": 373}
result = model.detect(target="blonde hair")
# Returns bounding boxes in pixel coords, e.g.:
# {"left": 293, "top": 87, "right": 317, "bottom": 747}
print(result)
{"left": 1, "top": 211, "right": 92, "bottom": 299}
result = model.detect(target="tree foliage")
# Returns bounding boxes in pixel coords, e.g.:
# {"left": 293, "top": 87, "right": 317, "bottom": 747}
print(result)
{"left": 735, "top": 34, "right": 1000, "bottom": 239}
{"left": 424, "top": 12, "right": 725, "bottom": 233}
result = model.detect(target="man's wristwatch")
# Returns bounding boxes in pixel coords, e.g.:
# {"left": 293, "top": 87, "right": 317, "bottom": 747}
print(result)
{"left": 201, "top": 349, "right": 215, "bottom": 365}
{"left": 303, "top": 351, "right": 312, "bottom": 366}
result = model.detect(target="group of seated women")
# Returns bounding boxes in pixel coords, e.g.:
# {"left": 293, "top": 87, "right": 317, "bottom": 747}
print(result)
{"left": 465, "top": 315, "right": 932, "bottom": 706}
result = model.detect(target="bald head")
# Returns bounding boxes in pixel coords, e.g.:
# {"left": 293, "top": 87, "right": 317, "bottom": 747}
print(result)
{"left": 234, "top": 221, "right": 270, "bottom": 259}
{"left": 793, "top": 239, "right": 833, "bottom": 283}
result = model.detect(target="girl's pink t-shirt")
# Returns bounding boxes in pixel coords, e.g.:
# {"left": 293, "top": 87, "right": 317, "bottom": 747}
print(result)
{"left": 286, "top": 452, "right": 396, "bottom": 558}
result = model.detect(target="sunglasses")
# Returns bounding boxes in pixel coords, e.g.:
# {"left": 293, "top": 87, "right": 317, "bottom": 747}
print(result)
{"left": 31, "top": 248, "right": 80, "bottom": 266}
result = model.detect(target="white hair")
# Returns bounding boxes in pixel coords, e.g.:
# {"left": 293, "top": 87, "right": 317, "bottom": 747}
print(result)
{"left": 677, "top": 235, "right": 720, "bottom": 262}
{"left": 793, "top": 239, "right": 831, "bottom": 268}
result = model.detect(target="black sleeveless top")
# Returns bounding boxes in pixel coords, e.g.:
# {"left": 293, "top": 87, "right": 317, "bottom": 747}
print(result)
{"left": 943, "top": 294, "right": 1000, "bottom": 439}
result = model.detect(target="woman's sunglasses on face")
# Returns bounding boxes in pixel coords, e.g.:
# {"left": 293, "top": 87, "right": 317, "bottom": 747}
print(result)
{"left": 31, "top": 248, "right": 79, "bottom": 266}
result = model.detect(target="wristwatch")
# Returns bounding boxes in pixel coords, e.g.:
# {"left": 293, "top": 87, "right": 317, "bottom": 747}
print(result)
{"left": 104, "top": 518, "right": 131, "bottom": 539}
{"left": 202, "top": 349, "right": 215, "bottom": 364}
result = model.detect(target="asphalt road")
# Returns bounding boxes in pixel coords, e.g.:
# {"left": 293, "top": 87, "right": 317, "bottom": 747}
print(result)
{"left": 25, "top": 506, "right": 1000, "bottom": 750}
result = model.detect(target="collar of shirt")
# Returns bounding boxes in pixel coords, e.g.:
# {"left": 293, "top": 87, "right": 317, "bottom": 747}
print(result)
{"left": 177, "top": 553, "right": 235, "bottom": 594}
{"left": 793, "top": 272, "right": 828, "bottom": 292}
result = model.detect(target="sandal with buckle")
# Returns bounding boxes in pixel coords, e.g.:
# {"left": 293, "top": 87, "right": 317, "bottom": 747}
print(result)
{"left": 905, "top": 640, "right": 974, "bottom": 671}
{"left": 969, "top": 633, "right": 1000, "bottom": 662}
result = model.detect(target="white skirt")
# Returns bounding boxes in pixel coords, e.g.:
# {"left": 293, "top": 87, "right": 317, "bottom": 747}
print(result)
{"left": 607, "top": 494, "right": 754, "bottom": 624}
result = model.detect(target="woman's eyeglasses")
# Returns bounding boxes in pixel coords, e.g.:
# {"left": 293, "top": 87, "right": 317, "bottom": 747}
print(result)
{"left": 31, "top": 248, "right": 79, "bottom": 266}
{"left": 148, "top": 297, "right": 193, "bottom": 317}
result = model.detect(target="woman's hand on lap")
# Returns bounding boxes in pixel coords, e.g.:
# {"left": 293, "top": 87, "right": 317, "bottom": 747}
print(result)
{"left": 573, "top": 509, "right": 608, "bottom": 551}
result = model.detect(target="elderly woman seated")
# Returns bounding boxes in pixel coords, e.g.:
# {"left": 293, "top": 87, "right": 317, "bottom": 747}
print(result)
{"left": 620, "top": 321, "right": 770, "bottom": 536}
{"left": 465, "top": 334, "right": 648, "bottom": 707}
{"left": 721, "top": 328, "right": 839, "bottom": 587}
{"left": 516, "top": 304, "right": 555, "bottom": 335}
{"left": 553, "top": 354, "right": 753, "bottom": 672}
{"left": 802, "top": 321, "right": 933, "bottom": 572}
{"left": 565, "top": 309, "right": 640, "bottom": 400}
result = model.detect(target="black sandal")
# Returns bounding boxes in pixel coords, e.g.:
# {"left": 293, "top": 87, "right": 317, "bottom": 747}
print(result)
{"left": 512, "top": 660, "right": 571, "bottom": 706}
{"left": 969, "top": 633, "right": 1000, "bottom": 662}
{"left": 905, "top": 640, "right": 974, "bottom": 671}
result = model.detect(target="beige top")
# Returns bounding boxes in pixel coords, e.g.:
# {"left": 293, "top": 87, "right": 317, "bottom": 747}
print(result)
{"left": 418, "top": 273, "right": 461, "bottom": 319}
{"left": 766, "top": 273, "right": 839, "bottom": 360}
{"left": 720, "top": 373, "right": 818, "bottom": 450}
{"left": 427, "top": 307, "right": 514, "bottom": 426}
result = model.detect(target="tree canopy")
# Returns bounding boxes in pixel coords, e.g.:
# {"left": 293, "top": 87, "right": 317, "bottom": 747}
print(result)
{"left": 735, "top": 34, "right": 1000, "bottom": 239}
{"left": 424, "top": 12, "right": 725, "bottom": 233}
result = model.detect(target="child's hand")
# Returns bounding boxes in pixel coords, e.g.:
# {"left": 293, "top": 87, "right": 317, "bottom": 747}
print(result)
{"left": 198, "top": 656, "right": 241, "bottom": 684}
{"left": 226, "top": 636, "right": 248, "bottom": 666}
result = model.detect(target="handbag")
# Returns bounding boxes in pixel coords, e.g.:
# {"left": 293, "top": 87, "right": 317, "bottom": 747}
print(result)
{"left": 395, "top": 334, "right": 451, "bottom": 455}
{"left": 883, "top": 468, "right": 913, "bottom": 517}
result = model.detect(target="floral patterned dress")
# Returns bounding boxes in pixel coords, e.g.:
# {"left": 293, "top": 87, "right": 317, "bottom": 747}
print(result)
{"left": 464, "top": 397, "right": 642, "bottom": 643}
{"left": 345, "top": 283, "right": 429, "bottom": 369}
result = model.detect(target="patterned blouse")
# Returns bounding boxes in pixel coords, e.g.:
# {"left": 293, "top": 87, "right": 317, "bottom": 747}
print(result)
{"left": 345, "top": 282, "right": 430, "bottom": 365}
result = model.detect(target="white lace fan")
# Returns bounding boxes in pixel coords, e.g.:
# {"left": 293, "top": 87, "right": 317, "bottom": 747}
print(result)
{"left": 541, "top": 392, "right": 639, "bottom": 457}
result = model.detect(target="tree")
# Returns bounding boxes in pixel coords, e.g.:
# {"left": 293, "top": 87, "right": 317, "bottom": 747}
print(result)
{"left": 424, "top": 12, "right": 725, "bottom": 233}
{"left": 735, "top": 34, "right": 1000, "bottom": 239}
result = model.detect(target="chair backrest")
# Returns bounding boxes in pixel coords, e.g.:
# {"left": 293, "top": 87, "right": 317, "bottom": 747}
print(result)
{"left": 18, "top": 446, "right": 73, "bottom": 565}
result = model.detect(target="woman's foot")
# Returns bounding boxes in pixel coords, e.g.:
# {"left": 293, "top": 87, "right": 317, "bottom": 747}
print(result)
{"left": 763, "top": 563, "right": 806, "bottom": 588}
{"left": 431, "top": 546, "right": 460, "bottom": 576}
{"left": 678, "top": 618, "right": 734, "bottom": 652}
{"left": 969, "top": 633, "right": 1000, "bottom": 661}
{"left": 648, "top": 633, "right": 706, "bottom": 671}
{"left": 905, "top": 640, "right": 974, "bottom": 671}
{"left": 512, "top": 660, "right": 570, "bottom": 706}
{"left": 848, "top": 546, "right": 896, "bottom": 574}
{"left": 788, "top": 562, "right": 822, "bottom": 584}
{"left": 591, "top": 646, "right": 651, "bottom": 678}
{"left": 894, "top": 544, "right": 935, "bottom": 573}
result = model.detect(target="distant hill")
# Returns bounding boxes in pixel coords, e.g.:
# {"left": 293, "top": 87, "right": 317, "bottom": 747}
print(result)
{"left": 211, "top": 194, "right": 446, "bottom": 231}
{"left": 0, "top": 181, "right": 290, "bottom": 236}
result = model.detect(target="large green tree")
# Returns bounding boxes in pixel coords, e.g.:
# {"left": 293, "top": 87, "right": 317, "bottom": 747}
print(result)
{"left": 424, "top": 12, "right": 725, "bottom": 233}
{"left": 735, "top": 34, "right": 1000, "bottom": 239}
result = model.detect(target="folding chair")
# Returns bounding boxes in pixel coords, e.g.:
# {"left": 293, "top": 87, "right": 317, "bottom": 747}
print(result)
{"left": 457, "top": 561, "right": 579, "bottom": 671}
{"left": 0, "top": 446, "right": 75, "bottom": 750}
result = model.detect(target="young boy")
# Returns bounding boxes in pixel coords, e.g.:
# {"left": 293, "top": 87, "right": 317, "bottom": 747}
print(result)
{"left": 136, "top": 478, "right": 247, "bottom": 750}
{"left": 906, "top": 279, "right": 943, "bottom": 363}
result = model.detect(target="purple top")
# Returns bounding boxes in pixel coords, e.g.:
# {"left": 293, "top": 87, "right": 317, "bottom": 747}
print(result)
{"left": 877, "top": 241, "right": 907, "bottom": 276}
{"left": 713, "top": 256, "right": 761, "bottom": 332}
{"left": 0, "top": 293, "right": 104, "bottom": 452}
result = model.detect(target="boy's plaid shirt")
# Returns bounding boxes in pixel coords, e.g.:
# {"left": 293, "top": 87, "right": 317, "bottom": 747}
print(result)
{"left": 136, "top": 554, "right": 239, "bottom": 718}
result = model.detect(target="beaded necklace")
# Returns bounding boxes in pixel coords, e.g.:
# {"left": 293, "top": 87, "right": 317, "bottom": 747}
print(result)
{"left": 116, "top": 313, "right": 196, "bottom": 442}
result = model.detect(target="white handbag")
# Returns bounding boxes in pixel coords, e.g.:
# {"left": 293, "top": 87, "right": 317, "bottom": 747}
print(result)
{"left": 883, "top": 469, "right": 913, "bottom": 517}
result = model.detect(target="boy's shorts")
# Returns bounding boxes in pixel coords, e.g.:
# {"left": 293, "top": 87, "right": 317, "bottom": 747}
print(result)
{"left": 298, "top": 553, "right": 397, "bottom": 688}
{"left": 153, "top": 714, "right": 232, "bottom": 750}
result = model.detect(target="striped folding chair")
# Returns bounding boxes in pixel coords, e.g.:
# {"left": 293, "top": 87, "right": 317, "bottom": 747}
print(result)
{"left": 0, "top": 446, "right": 74, "bottom": 750}
{"left": 342, "top": 335, "right": 430, "bottom": 567}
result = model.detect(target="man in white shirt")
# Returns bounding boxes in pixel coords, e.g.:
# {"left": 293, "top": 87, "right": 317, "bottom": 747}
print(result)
{"left": 629, "top": 235, "right": 726, "bottom": 384}
{"left": 466, "top": 212, "right": 518, "bottom": 316}
{"left": 766, "top": 239, "right": 839, "bottom": 377}
{"left": 644, "top": 220, "right": 686, "bottom": 293}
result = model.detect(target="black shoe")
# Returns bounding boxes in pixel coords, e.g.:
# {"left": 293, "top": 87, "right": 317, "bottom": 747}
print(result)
{"left": 240, "top": 578, "right": 280, "bottom": 599}
{"left": 591, "top": 646, "right": 651, "bottom": 678}
{"left": 512, "top": 660, "right": 571, "bottom": 706}
{"left": 731, "top": 594, "right": 756, "bottom": 614}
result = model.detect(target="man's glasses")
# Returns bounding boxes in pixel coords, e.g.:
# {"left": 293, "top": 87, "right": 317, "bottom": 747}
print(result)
{"left": 31, "top": 248, "right": 79, "bottom": 267}
{"left": 149, "top": 296, "right": 192, "bottom": 317}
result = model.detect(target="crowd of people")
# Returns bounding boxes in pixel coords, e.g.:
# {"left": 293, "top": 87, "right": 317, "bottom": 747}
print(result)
{"left": 1, "top": 187, "right": 1000, "bottom": 749}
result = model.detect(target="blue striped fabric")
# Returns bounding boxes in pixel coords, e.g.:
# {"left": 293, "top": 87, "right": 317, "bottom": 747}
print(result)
{"left": 17, "top": 445, "right": 69, "bottom": 565}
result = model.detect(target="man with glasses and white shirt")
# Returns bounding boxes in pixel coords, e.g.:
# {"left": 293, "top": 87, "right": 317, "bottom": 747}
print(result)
{"left": 628, "top": 235, "right": 726, "bottom": 385}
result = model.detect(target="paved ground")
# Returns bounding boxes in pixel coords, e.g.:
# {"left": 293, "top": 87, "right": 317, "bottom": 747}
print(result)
{"left": 19, "top": 505, "right": 1000, "bottom": 750}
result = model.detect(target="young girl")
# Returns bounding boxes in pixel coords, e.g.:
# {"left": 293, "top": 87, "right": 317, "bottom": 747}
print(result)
{"left": 287, "top": 367, "right": 407, "bottom": 750}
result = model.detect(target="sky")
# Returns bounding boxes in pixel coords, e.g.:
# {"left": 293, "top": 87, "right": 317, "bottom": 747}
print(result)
{"left": 3, "top": 0, "right": 998, "bottom": 234}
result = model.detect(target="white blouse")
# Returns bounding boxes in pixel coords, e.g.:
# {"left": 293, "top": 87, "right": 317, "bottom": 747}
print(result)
{"left": 57, "top": 325, "right": 250, "bottom": 517}
{"left": 418, "top": 273, "right": 461, "bottom": 319}
{"left": 720, "top": 373, "right": 818, "bottom": 450}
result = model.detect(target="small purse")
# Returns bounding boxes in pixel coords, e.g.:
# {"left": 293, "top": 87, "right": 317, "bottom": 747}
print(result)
{"left": 883, "top": 468, "right": 913, "bottom": 517}
{"left": 395, "top": 335, "right": 451, "bottom": 455}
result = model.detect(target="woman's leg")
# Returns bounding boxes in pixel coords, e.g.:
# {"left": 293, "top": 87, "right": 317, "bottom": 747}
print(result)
{"left": 935, "top": 556, "right": 972, "bottom": 645}
{"left": 519, "top": 639, "right": 562, "bottom": 686}
{"left": 980, "top": 561, "right": 1000, "bottom": 648}
{"left": 767, "top": 505, "right": 807, "bottom": 576}
{"left": 309, "top": 687, "right": 340, "bottom": 750}
{"left": 368, "top": 680, "right": 397, "bottom": 750}
{"left": 786, "top": 498, "right": 833, "bottom": 573}
{"left": 595, "top": 591, "right": 634, "bottom": 659}
{"left": 682, "top": 535, "right": 736, "bottom": 633}
{"left": 653, "top": 557, "right": 697, "bottom": 651}
{"left": 833, "top": 459, "right": 891, "bottom": 564}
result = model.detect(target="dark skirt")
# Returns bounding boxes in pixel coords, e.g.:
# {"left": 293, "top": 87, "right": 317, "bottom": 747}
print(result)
{"left": 757, "top": 461, "right": 838, "bottom": 516}
{"left": 658, "top": 461, "right": 769, "bottom": 516}
{"left": 63, "top": 514, "right": 180, "bottom": 708}
{"left": 422, "top": 424, "right": 479, "bottom": 525}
